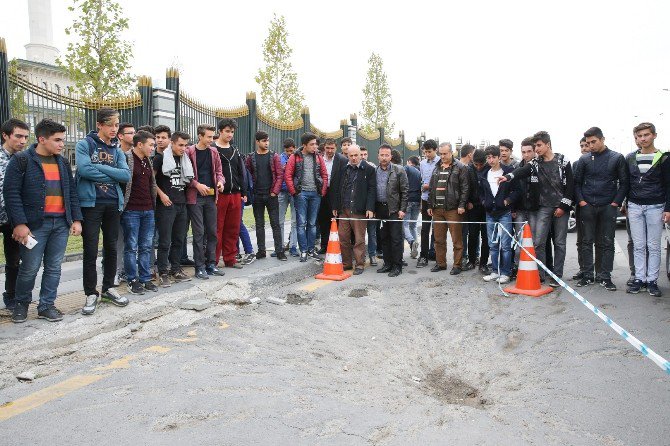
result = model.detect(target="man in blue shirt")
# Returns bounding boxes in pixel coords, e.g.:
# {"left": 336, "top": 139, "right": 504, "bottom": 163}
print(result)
{"left": 417, "top": 140, "right": 439, "bottom": 267}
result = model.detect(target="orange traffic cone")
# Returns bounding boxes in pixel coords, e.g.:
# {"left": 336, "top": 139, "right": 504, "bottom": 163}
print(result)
{"left": 315, "top": 220, "right": 351, "bottom": 281}
{"left": 504, "top": 224, "right": 553, "bottom": 297}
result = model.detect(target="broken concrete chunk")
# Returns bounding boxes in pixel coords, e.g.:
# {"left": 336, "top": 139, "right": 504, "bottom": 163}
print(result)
{"left": 179, "top": 298, "right": 211, "bottom": 311}
{"left": 248, "top": 297, "right": 261, "bottom": 304}
{"left": 266, "top": 296, "right": 286, "bottom": 305}
{"left": 128, "top": 323, "right": 141, "bottom": 332}
{"left": 16, "top": 371, "right": 36, "bottom": 381}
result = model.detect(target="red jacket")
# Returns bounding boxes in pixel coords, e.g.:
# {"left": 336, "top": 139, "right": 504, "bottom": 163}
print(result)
{"left": 284, "top": 150, "right": 328, "bottom": 196}
{"left": 185, "top": 144, "right": 224, "bottom": 205}
{"left": 244, "top": 151, "right": 284, "bottom": 196}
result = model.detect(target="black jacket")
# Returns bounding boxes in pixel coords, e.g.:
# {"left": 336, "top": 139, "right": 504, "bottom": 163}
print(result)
{"left": 504, "top": 153, "right": 574, "bottom": 212}
{"left": 216, "top": 144, "right": 248, "bottom": 196}
{"left": 327, "top": 153, "right": 349, "bottom": 202}
{"left": 477, "top": 164, "right": 520, "bottom": 216}
{"left": 427, "top": 160, "right": 470, "bottom": 210}
{"left": 574, "top": 147, "right": 628, "bottom": 206}
{"left": 332, "top": 160, "right": 376, "bottom": 214}
{"left": 625, "top": 150, "right": 670, "bottom": 211}
{"left": 377, "top": 163, "right": 409, "bottom": 214}
{"left": 404, "top": 165, "right": 422, "bottom": 203}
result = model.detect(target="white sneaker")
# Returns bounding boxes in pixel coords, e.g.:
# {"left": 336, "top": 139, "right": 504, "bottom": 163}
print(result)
{"left": 497, "top": 275, "right": 510, "bottom": 284}
{"left": 81, "top": 294, "right": 99, "bottom": 315}
{"left": 483, "top": 273, "right": 500, "bottom": 282}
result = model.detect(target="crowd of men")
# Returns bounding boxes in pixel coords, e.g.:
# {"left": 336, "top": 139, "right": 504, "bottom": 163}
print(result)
{"left": 1, "top": 110, "right": 668, "bottom": 324}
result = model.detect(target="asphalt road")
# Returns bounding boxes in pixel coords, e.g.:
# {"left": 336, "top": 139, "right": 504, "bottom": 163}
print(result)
{"left": 0, "top": 228, "right": 669, "bottom": 445}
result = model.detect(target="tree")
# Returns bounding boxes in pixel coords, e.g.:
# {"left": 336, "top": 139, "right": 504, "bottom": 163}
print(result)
{"left": 360, "top": 52, "right": 394, "bottom": 134}
{"left": 255, "top": 14, "right": 305, "bottom": 122}
{"left": 57, "top": 0, "right": 134, "bottom": 99}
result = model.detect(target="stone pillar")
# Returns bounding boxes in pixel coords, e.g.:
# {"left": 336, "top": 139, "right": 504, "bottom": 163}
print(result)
{"left": 350, "top": 113, "right": 358, "bottom": 144}
{"left": 165, "top": 67, "right": 180, "bottom": 131}
{"left": 246, "top": 92, "right": 257, "bottom": 156}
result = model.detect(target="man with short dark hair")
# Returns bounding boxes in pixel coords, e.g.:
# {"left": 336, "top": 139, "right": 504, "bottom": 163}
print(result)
{"left": 117, "top": 123, "right": 135, "bottom": 153}
{"left": 574, "top": 127, "right": 628, "bottom": 291}
{"left": 427, "top": 142, "right": 469, "bottom": 274}
{"left": 340, "top": 137, "right": 352, "bottom": 156}
{"left": 318, "top": 138, "right": 347, "bottom": 254}
{"left": 245, "top": 131, "right": 285, "bottom": 260}
{"left": 0, "top": 118, "right": 30, "bottom": 311}
{"left": 511, "top": 137, "right": 535, "bottom": 274}
{"left": 5, "top": 119, "right": 82, "bottom": 323}
{"left": 113, "top": 122, "right": 135, "bottom": 285}
{"left": 459, "top": 144, "right": 476, "bottom": 266}
{"left": 375, "top": 145, "right": 408, "bottom": 277}
{"left": 417, "top": 139, "right": 439, "bottom": 267}
{"left": 499, "top": 139, "right": 518, "bottom": 168}
{"left": 278, "top": 138, "right": 298, "bottom": 257}
{"left": 77, "top": 108, "right": 131, "bottom": 316}
{"left": 285, "top": 132, "right": 329, "bottom": 262}
{"left": 624, "top": 122, "right": 670, "bottom": 296}
{"left": 572, "top": 137, "right": 592, "bottom": 281}
{"left": 154, "top": 125, "right": 171, "bottom": 156}
{"left": 187, "top": 124, "right": 225, "bottom": 279}
{"left": 465, "top": 149, "right": 490, "bottom": 273}
{"left": 403, "top": 156, "right": 422, "bottom": 259}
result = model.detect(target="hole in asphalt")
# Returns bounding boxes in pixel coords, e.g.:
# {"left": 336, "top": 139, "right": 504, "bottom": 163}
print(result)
{"left": 286, "top": 293, "right": 312, "bottom": 305}
{"left": 422, "top": 367, "right": 487, "bottom": 408}
{"left": 407, "top": 270, "right": 417, "bottom": 274}
{"left": 349, "top": 288, "right": 368, "bottom": 298}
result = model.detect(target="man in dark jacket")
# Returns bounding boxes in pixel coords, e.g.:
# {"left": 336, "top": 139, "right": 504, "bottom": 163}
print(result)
{"left": 244, "top": 131, "right": 285, "bottom": 260}
{"left": 318, "top": 138, "right": 348, "bottom": 253}
{"left": 624, "top": 122, "right": 670, "bottom": 296}
{"left": 500, "top": 131, "right": 574, "bottom": 287}
{"left": 511, "top": 137, "right": 535, "bottom": 273}
{"left": 427, "top": 142, "right": 470, "bottom": 274}
{"left": 4, "top": 119, "right": 83, "bottom": 323}
{"left": 332, "top": 145, "right": 376, "bottom": 275}
{"left": 375, "top": 144, "right": 409, "bottom": 277}
{"left": 465, "top": 149, "right": 490, "bottom": 273}
{"left": 403, "top": 156, "right": 422, "bottom": 259}
{"left": 574, "top": 127, "right": 629, "bottom": 290}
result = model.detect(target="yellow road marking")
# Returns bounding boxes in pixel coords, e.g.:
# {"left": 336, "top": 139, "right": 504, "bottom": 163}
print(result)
{"left": 93, "top": 355, "right": 136, "bottom": 371}
{"left": 171, "top": 338, "right": 197, "bottom": 343}
{"left": 301, "top": 280, "right": 332, "bottom": 292}
{"left": 0, "top": 374, "right": 106, "bottom": 422}
{"left": 143, "top": 345, "right": 171, "bottom": 353}
{"left": 219, "top": 322, "right": 229, "bottom": 330}
{"left": 187, "top": 330, "right": 197, "bottom": 337}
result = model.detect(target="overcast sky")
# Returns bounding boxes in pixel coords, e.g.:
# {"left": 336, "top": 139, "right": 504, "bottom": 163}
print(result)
{"left": 2, "top": 0, "right": 669, "bottom": 160}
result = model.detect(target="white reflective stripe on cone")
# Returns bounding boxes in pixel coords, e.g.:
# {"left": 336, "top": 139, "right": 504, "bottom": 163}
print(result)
{"left": 329, "top": 232, "right": 339, "bottom": 242}
{"left": 325, "top": 253, "right": 342, "bottom": 264}
{"left": 518, "top": 260, "right": 538, "bottom": 271}
{"left": 522, "top": 238, "right": 533, "bottom": 247}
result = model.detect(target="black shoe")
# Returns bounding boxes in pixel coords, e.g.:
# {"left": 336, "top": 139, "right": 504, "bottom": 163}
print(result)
{"left": 479, "top": 266, "right": 491, "bottom": 275}
{"left": 180, "top": 258, "right": 195, "bottom": 266}
{"left": 308, "top": 251, "right": 323, "bottom": 261}
{"left": 401, "top": 260, "right": 408, "bottom": 267}
{"left": 256, "top": 251, "right": 267, "bottom": 259}
{"left": 548, "top": 279, "right": 561, "bottom": 288}
{"left": 377, "top": 265, "right": 392, "bottom": 273}
{"left": 101, "top": 288, "right": 129, "bottom": 306}
{"left": 431, "top": 264, "right": 447, "bottom": 272}
{"left": 127, "top": 279, "right": 146, "bottom": 295}
{"left": 369, "top": 256, "right": 378, "bottom": 266}
{"left": 647, "top": 280, "right": 662, "bottom": 297}
{"left": 626, "top": 276, "right": 635, "bottom": 287}
{"left": 416, "top": 257, "right": 428, "bottom": 268}
{"left": 195, "top": 268, "right": 209, "bottom": 280}
{"left": 573, "top": 271, "right": 584, "bottom": 281}
{"left": 317, "top": 247, "right": 327, "bottom": 255}
{"left": 37, "top": 306, "right": 63, "bottom": 322}
{"left": 353, "top": 268, "right": 364, "bottom": 275}
{"left": 450, "top": 267, "right": 462, "bottom": 275}
{"left": 388, "top": 267, "right": 402, "bottom": 277}
{"left": 143, "top": 281, "right": 159, "bottom": 292}
{"left": 626, "top": 279, "right": 643, "bottom": 294}
{"left": 462, "top": 263, "right": 475, "bottom": 271}
{"left": 11, "top": 302, "right": 29, "bottom": 323}
{"left": 206, "top": 264, "right": 225, "bottom": 276}
{"left": 576, "top": 277, "right": 594, "bottom": 287}
{"left": 277, "top": 251, "right": 288, "bottom": 261}
{"left": 601, "top": 279, "right": 617, "bottom": 291}
{"left": 300, "top": 252, "right": 308, "bottom": 262}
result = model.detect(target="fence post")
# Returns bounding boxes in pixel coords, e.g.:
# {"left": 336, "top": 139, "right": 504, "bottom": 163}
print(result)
{"left": 138, "top": 75, "right": 152, "bottom": 126}
{"left": 400, "top": 130, "right": 406, "bottom": 162}
{"left": 350, "top": 114, "right": 358, "bottom": 143}
{"left": 166, "top": 68, "right": 180, "bottom": 131}
{"left": 246, "top": 92, "right": 257, "bottom": 155}
{"left": 0, "top": 38, "right": 10, "bottom": 124}
{"left": 301, "top": 107, "right": 310, "bottom": 135}
{"left": 340, "top": 119, "right": 348, "bottom": 145}
{"left": 378, "top": 126, "right": 384, "bottom": 147}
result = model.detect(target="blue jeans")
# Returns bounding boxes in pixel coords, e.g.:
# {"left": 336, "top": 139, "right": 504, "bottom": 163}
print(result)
{"left": 239, "top": 202, "right": 253, "bottom": 255}
{"left": 403, "top": 201, "right": 420, "bottom": 243}
{"left": 367, "top": 220, "right": 378, "bottom": 257}
{"left": 122, "top": 210, "right": 155, "bottom": 283}
{"left": 15, "top": 216, "right": 69, "bottom": 312}
{"left": 486, "top": 212, "right": 513, "bottom": 277}
{"left": 278, "top": 191, "right": 297, "bottom": 249}
{"left": 294, "top": 191, "right": 321, "bottom": 252}
{"left": 628, "top": 202, "right": 664, "bottom": 282}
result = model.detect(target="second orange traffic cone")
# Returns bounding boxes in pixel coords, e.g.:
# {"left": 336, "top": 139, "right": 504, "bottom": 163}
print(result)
{"left": 504, "top": 224, "right": 553, "bottom": 297}
{"left": 315, "top": 220, "right": 351, "bottom": 281}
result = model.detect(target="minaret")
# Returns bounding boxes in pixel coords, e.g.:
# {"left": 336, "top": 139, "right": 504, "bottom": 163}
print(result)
{"left": 25, "top": 0, "right": 60, "bottom": 65}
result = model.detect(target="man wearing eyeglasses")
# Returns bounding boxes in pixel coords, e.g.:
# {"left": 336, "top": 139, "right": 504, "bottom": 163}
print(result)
{"left": 114, "top": 123, "right": 136, "bottom": 285}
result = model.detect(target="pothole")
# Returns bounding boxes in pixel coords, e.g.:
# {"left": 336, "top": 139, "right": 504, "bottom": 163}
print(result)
{"left": 349, "top": 288, "right": 368, "bottom": 298}
{"left": 422, "top": 367, "right": 488, "bottom": 408}
{"left": 286, "top": 293, "right": 313, "bottom": 305}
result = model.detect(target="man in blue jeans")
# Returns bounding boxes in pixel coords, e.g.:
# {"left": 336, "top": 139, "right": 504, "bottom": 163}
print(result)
{"left": 122, "top": 130, "right": 158, "bottom": 295}
{"left": 284, "top": 132, "right": 329, "bottom": 262}
{"left": 4, "top": 119, "right": 83, "bottom": 323}
{"left": 278, "top": 138, "right": 298, "bottom": 257}
{"left": 403, "top": 156, "right": 422, "bottom": 259}
{"left": 478, "top": 145, "right": 518, "bottom": 284}
{"left": 624, "top": 122, "right": 670, "bottom": 296}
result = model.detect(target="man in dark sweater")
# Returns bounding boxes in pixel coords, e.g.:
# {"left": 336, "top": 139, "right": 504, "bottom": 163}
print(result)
{"left": 245, "top": 131, "right": 285, "bottom": 260}
{"left": 214, "top": 118, "right": 247, "bottom": 268}
{"left": 403, "top": 156, "right": 422, "bottom": 259}
{"left": 574, "top": 127, "right": 629, "bottom": 291}
{"left": 465, "top": 149, "right": 490, "bottom": 273}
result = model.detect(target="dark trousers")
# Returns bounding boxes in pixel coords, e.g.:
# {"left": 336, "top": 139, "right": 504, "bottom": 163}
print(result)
{"left": 580, "top": 204, "right": 617, "bottom": 280}
{"left": 188, "top": 195, "right": 217, "bottom": 269}
{"left": 419, "top": 199, "right": 432, "bottom": 259}
{"left": 376, "top": 203, "right": 403, "bottom": 269}
{"left": 156, "top": 202, "right": 188, "bottom": 274}
{"left": 318, "top": 194, "right": 332, "bottom": 248}
{"left": 1, "top": 223, "right": 21, "bottom": 307}
{"left": 253, "top": 193, "right": 283, "bottom": 254}
{"left": 468, "top": 207, "right": 489, "bottom": 266}
{"left": 82, "top": 203, "right": 120, "bottom": 296}
{"left": 180, "top": 219, "right": 190, "bottom": 262}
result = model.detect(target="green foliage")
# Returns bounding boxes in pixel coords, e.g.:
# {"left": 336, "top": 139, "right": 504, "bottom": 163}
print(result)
{"left": 57, "top": 0, "right": 134, "bottom": 99}
{"left": 8, "top": 59, "right": 28, "bottom": 119}
{"left": 360, "top": 52, "right": 394, "bottom": 134}
{"left": 255, "top": 14, "right": 305, "bottom": 122}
